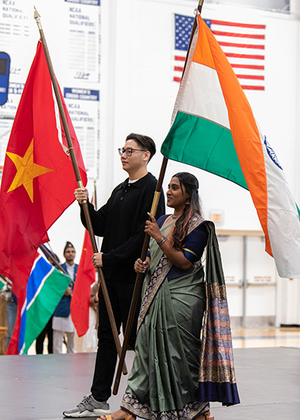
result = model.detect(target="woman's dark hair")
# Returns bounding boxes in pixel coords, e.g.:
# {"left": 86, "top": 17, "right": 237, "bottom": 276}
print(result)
{"left": 171, "top": 172, "right": 202, "bottom": 250}
{"left": 125, "top": 133, "right": 156, "bottom": 161}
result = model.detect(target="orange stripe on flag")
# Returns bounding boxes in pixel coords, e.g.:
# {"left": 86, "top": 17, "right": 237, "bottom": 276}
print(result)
{"left": 193, "top": 25, "right": 216, "bottom": 70}
{"left": 198, "top": 16, "right": 271, "bottom": 254}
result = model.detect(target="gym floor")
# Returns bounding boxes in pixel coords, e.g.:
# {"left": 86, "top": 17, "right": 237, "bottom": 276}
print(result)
{"left": 1, "top": 327, "right": 300, "bottom": 420}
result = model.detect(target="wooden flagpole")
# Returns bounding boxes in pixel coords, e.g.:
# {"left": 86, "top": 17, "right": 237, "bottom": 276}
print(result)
{"left": 0, "top": 273, "right": 12, "bottom": 286}
{"left": 39, "top": 244, "right": 68, "bottom": 276}
{"left": 34, "top": 8, "right": 127, "bottom": 374}
{"left": 182, "top": 0, "right": 204, "bottom": 75}
{"left": 112, "top": 157, "right": 167, "bottom": 394}
{"left": 92, "top": 179, "right": 100, "bottom": 329}
{"left": 112, "top": 0, "right": 205, "bottom": 395}
{"left": 93, "top": 180, "right": 98, "bottom": 209}
{"left": 93, "top": 179, "right": 100, "bottom": 249}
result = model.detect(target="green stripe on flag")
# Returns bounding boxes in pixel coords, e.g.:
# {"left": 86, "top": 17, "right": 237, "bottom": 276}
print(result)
{"left": 0, "top": 277, "right": 5, "bottom": 291}
{"left": 296, "top": 204, "right": 300, "bottom": 220}
{"left": 22, "top": 268, "right": 70, "bottom": 354}
{"left": 161, "top": 111, "right": 248, "bottom": 189}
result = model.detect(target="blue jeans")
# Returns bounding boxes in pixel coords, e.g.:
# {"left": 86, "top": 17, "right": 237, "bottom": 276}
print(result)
{"left": 6, "top": 300, "right": 17, "bottom": 348}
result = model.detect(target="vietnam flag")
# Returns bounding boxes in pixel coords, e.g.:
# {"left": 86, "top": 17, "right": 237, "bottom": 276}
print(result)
{"left": 71, "top": 223, "right": 96, "bottom": 337}
{"left": 161, "top": 13, "right": 300, "bottom": 278}
{"left": 0, "top": 41, "right": 87, "bottom": 292}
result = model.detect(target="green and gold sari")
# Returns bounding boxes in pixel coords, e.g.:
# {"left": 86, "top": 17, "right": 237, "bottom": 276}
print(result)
{"left": 121, "top": 216, "right": 239, "bottom": 420}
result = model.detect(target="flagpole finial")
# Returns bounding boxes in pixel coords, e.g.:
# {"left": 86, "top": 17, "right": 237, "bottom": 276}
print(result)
{"left": 34, "top": 6, "right": 42, "bottom": 29}
{"left": 198, "top": 0, "right": 204, "bottom": 13}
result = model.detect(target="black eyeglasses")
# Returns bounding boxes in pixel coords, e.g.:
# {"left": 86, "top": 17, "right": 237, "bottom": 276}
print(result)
{"left": 118, "top": 147, "right": 147, "bottom": 157}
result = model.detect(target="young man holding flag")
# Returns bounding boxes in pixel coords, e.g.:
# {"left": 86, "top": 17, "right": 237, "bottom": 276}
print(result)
{"left": 63, "top": 133, "right": 165, "bottom": 418}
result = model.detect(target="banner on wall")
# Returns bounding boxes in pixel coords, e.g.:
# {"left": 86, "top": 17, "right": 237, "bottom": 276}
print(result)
{"left": 0, "top": 0, "right": 101, "bottom": 180}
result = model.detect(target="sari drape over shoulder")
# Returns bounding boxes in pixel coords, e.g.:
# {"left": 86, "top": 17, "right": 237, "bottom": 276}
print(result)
{"left": 121, "top": 216, "right": 239, "bottom": 420}
{"left": 198, "top": 221, "right": 240, "bottom": 406}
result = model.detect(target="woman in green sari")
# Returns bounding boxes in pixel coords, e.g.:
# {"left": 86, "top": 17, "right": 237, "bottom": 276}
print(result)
{"left": 100, "top": 172, "right": 239, "bottom": 420}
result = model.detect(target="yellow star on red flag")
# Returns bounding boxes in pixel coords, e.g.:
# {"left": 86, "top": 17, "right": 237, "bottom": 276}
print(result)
{"left": 0, "top": 42, "right": 87, "bottom": 297}
{"left": 6, "top": 139, "right": 52, "bottom": 202}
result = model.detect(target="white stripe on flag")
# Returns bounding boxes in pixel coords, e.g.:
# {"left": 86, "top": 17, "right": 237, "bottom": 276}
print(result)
{"left": 179, "top": 62, "right": 230, "bottom": 129}
{"left": 259, "top": 128, "right": 300, "bottom": 277}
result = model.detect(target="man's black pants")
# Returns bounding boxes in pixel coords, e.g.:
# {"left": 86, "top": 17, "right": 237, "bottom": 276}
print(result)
{"left": 91, "top": 277, "right": 140, "bottom": 402}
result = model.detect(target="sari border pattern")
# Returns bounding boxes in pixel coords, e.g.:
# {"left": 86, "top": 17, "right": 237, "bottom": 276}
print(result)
{"left": 122, "top": 392, "right": 209, "bottom": 420}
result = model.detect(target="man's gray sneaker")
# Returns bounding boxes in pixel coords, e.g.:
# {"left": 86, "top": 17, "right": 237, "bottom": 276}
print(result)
{"left": 63, "top": 394, "right": 111, "bottom": 418}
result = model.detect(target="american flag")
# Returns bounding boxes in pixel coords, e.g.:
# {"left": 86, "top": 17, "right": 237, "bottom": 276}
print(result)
{"left": 173, "top": 14, "right": 266, "bottom": 91}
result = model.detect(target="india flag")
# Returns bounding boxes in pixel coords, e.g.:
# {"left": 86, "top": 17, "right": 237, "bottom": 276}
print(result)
{"left": 161, "top": 13, "right": 300, "bottom": 279}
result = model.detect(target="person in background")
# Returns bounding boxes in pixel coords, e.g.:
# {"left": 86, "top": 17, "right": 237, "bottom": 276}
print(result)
{"left": 0, "top": 278, "right": 17, "bottom": 349}
{"left": 35, "top": 253, "right": 61, "bottom": 354}
{"left": 74, "top": 281, "right": 99, "bottom": 353}
{"left": 63, "top": 133, "right": 165, "bottom": 418}
{"left": 52, "top": 242, "right": 78, "bottom": 354}
{"left": 35, "top": 317, "right": 53, "bottom": 354}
